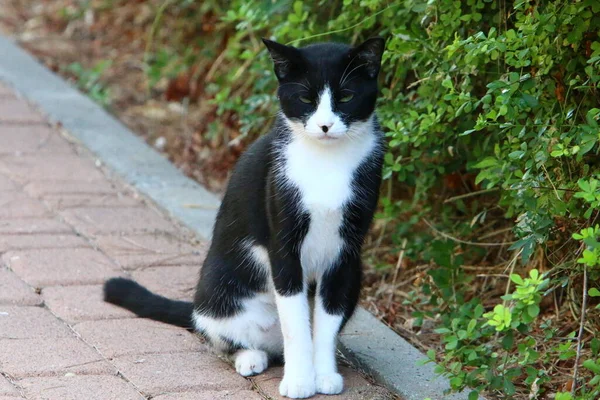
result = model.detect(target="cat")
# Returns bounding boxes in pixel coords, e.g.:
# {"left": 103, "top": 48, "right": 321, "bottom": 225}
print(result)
{"left": 104, "top": 36, "right": 385, "bottom": 399}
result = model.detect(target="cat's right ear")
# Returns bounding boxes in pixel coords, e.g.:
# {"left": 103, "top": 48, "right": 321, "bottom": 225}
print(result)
{"left": 262, "top": 39, "right": 302, "bottom": 80}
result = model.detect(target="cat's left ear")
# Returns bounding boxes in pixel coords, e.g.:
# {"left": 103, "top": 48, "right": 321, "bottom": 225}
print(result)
{"left": 349, "top": 37, "right": 385, "bottom": 79}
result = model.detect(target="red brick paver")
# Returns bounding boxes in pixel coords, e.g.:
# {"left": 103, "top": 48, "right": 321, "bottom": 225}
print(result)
{"left": 18, "top": 375, "right": 144, "bottom": 400}
{"left": 3, "top": 248, "right": 122, "bottom": 287}
{"left": 73, "top": 319, "right": 205, "bottom": 358}
{"left": 0, "top": 97, "right": 45, "bottom": 124}
{"left": 0, "top": 125, "right": 73, "bottom": 154}
{"left": 0, "top": 337, "right": 114, "bottom": 378}
{"left": 112, "top": 352, "right": 251, "bottom": 396}
{"left": 0, "top": 376, "right": 19, "bottom": 396}
{"left": 153, "top": 391, "right": 263, "bottom": 400}
{"left": 42, "top": 284, "right": 135, "bottom": 324}
{"left": 0, "top": 306, "right": 72, "bottom": 339}
{"left": 0, "top": 83, "right": 386, "bottom": 399}
{"left": 0, "top": 268, "right": 42, "bottom": 306}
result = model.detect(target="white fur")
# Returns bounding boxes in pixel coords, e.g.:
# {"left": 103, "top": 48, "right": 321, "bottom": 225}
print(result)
{"left": 304, "top": 87, "right": 346, "bottom": 139}
{"left": 283, "top": 109, "right": 376, "bottom": 282}
{"left": 313, "top": 296, "right": 344, "bottom": 394}
{"left": 191, "top": 293, "right": 283, "bottom": 355}
{"left": 234, "top": 349, "right": 269, "bottom": 376}
{"left": 276, "top": 292, "right": 316, "bottom": 398}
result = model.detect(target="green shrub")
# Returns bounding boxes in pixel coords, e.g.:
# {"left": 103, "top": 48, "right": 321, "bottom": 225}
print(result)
{"left": 153, "top": 0, "right": 600, "bottom": 397}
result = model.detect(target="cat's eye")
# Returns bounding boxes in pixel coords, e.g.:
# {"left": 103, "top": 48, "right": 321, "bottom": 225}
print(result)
{"left": 340, "top": 94, "right": 354, "bottom": 103}
{"left": 299, "top": 96, "right": 312, "bottom": 104}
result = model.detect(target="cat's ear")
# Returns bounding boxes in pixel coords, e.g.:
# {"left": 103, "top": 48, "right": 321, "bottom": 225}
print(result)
{"left": 349, "top": 37, "right": 385, "bottom": 79}
{"left": 262, "top": 38, "right": 303, "bottom": 80}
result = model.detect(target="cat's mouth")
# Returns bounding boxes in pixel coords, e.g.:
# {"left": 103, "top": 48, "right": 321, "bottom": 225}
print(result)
{"left": 317, "top": 134, "right": 339, "bottom": 141}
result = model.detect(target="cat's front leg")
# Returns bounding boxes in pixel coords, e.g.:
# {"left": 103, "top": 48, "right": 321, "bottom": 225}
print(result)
{"left": 314, "top": 255, "right": 362, "bottom": 395}
{"left": 276, "top": 290, "right": 316, "bottom": 398}
{"left": 271, "top": 254, "right": 316, "bottom": 398}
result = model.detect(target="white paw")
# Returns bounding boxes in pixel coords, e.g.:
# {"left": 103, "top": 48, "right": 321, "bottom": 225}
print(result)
{"left": 279, "top": 371, "right": 316, "bottom": 399}
{"left": 234, "top": 350, "right": 268, "bottom": 377}
{"left": 316, "top": 372, "right": 344, "bottom": 395}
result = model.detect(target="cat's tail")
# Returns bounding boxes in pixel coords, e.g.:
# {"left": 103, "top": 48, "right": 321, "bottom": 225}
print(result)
{"left": 103, "top": 277, "right": 194, "bottom": 331}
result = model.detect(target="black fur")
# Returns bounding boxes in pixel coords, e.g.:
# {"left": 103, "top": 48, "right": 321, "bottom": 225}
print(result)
{"left": 104, "top": 277, "right": 194, "bottom": 330}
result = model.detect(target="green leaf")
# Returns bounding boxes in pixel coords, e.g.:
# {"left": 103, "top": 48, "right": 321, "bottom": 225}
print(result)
{"left": 583, "top": 359, "right": 600, "bottom": 374}
{"left": 293, "top": 1, "right": 303, "bottom": 16}
{"left": 589, "top": 288, "right": 600, "bottom": 297}
{"left": 510, "top": 274, "right": 524, "bottom": 285}
{"left": 527, "top": 304, "right": 540, "bottom": 318}
{"left": 473, "top": 157, "right": 499, "bottom": 169}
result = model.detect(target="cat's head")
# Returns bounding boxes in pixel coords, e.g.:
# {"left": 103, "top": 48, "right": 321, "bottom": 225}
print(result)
{"left": 263, "top": 37, "right": 385, "bottom": 144}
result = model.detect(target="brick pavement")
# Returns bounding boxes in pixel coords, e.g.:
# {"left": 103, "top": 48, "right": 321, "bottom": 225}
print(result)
{"left": 0, "top": 82, "right": 391, "bottom": 399}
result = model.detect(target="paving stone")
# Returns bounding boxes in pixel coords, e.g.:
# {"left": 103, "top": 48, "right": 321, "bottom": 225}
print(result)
{"left": 18, "top": 375, "right": 143, "bottom": 400}
{"left": 0, "top": 218, "right": 72, "bottom": 234}
{"left": 0, "top": 376, "right": 19, "bottom": 396}
{"left": 153, "top": 390, "right": 263, "bottom": 400}
{"left": 0, "top": 154, "right": 105, "bottom": 183}
{"left": 3, "top": 248, "right": 122, "bottom": 287}
{"left": 42, "top": 193, "right": 141, "bottom": 210}
{"left": 0, "top": 192, "right": 49, "bottom": 218}
{"left": 0, "top": 98, "right": 45, "bottom": 123}
{"left": 0, "top": 268, "right": 42, "bottom": 306}
{"left": 132, "top": 266, "right": 198, "bottom": 300}
{"left": 73, "top": 319, "right": 204, "bottom": 358}
{"left": 60, "top": 207, "right": 177, "bottom": 236}
{"left": 0, "top": 175, "right": 17, "bottom": 191}
{"left": 0, "top": 337, "right": 113, "bottom": 378}
{"left": 0, "top": 125, "right": 73, "bottom": 155}
{"left": 0, "top": 234, "right": 89, "bottom": 252}
{"left": 112, "top": 352, "right": 250, "bottom": 396}
{"left": 42, "top": 285, "right": 135, "bottom": 324}
{"left": 24, "top": 180, "right": 139, "bottom": 209}
{"left": 24, "top": 180, "right": 121, "bottom": 197}
{"left": 250, "top": 366, "right": 391, "bottom": 400}
{"left": 0, "top": 306, "right": 72, "bottom": 339}
{"left": 93, "top": 234, "right": 207, "bottom": 270}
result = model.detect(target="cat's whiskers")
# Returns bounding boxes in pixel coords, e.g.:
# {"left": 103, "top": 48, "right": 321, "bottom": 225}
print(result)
{"left": 340, "top": 62, "right": 368, "bottom": 88}
{"left": 339, "top": 54, "right": 360, "bottom": 87}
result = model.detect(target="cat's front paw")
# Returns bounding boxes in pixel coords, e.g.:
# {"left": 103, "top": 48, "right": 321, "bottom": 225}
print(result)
{"left": 316, "top": 372, "right": 344, "bottom": 395}
{"left": 279, "top": 372, "right": 317, "bottom": 399}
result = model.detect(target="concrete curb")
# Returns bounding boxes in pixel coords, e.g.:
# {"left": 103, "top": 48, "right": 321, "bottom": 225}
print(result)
{"left": 0, "top": 34, "right": 477, "bottom": 400}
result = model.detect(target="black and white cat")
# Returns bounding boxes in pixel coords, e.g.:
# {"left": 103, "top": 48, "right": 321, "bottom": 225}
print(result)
{"left": 104, "top": 37, "right": 385, "bottom": 399}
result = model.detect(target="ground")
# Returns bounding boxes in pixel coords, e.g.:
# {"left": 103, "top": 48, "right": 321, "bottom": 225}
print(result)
{"left": 0, "top": 83, "right": 394, "bottom": 400}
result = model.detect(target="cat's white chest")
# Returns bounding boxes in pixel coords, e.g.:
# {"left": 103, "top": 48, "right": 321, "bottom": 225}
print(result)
{"left": 283, "top": 133, "right": 375, "bottom": 279}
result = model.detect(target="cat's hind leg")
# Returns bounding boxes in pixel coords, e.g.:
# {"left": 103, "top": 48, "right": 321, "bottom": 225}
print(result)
{"left": 234, "top": 349, "right": 269, "bottom": 376}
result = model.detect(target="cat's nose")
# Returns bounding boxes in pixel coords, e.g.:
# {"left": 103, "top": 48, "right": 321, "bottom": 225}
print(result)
{"left": 319, "top": 123, "right": 333, "bottom": 133}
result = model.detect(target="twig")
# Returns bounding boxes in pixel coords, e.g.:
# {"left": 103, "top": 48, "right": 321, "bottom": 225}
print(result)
{"left": 386, "top": 238, "right": 407, "bottom": 309}
{"left": 423, "top": 218, "right": 516, "bottom": 247}
{"left": 479, "top": 227, "right": 514, "bottom": 240}
{"left": 572, "top": 266, "right": 588, "bottom": 395}
{"left": 143, "top": 0, "right": 173, "bottom": 95}
{"left": 443, "top": 188, "right": 499, "bottom": 203}
{"left": 541, "top": 163, "right": 561, "bottom": 201}
{"left": 204, "top": 47, "right": 229, "bottom": 83}
{"left": 285, "top": 3, "right": 401, "bottom": 45}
